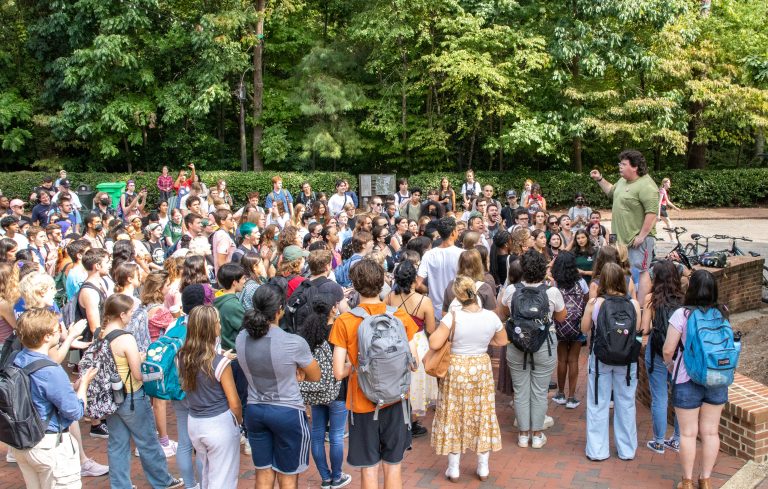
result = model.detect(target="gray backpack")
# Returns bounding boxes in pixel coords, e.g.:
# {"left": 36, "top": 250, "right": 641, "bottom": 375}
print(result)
{"left": 351, "top": 306, "right": 413, "bottom": 425}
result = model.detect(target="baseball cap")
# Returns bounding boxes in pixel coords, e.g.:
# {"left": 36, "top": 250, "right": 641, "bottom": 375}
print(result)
{"left": 200, "top": 218, "right": 211, "bottom": 227}
{"left": 282, "top": 245, "right": 309, "bottom": 261}
{"left": 59, "top": 178, "right": 71, "bottom": 188}
{"left": 10, "top": 199, "right": 24, "bottom": 208}
{"left": 506, "top": 189, "right": 517, "bottom": 198}
{"left": 145, "top": 223, "right": 162, "bottom": 233}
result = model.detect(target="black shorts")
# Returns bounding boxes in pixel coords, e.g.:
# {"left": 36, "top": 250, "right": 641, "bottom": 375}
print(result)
{"left": 347, "top": 402, "right": 412, "bottom": 468}
{"left": 660, "top": 205, "right": 668, "bottom": 218}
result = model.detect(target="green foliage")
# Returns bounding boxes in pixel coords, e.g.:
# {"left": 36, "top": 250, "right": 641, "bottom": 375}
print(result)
{"left": 1, "top": 169, "right": 767, "bottom": 210}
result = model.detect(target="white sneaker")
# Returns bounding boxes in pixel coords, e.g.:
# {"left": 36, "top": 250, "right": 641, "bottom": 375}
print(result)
{"left": 162, "top": 440, "right": 178, "bottom": 458}
{"left": 543, "top": 416, "right": 554, "bottom": 430}
{"left": 80, "top": 458, "right": 109, "bottom": 477}
{"left": 240, "top": 434, "right": 246, "bottom": 445}
{"left": 532, "top": 433, "right": 547, "bottom": 449}
{"left": 5, "top": 451, "right": 15, "bottom": 463}
{"left": 517, "top": 434, "right": 530, "bottom": 448}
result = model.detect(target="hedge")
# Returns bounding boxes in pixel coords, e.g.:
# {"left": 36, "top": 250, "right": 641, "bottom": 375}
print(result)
{"left": 1, "top": 168, "right": 767, "bottom": 210}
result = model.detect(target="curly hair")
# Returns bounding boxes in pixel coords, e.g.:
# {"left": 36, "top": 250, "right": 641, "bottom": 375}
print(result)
{"left": 551, "top": 251, "right": 581, "bottom": 290}
{"left": 298, "top": 295, "right": 335, "bottom": 352}
{"left": 650, "top": 260, "right": 684, "bottom": 311}
{"left": 520, "top": 249, "right": 547, "bottom": 283}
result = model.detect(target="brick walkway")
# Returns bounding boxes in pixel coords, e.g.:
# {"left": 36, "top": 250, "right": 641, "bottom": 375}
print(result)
{"left": 552, "top": 207, "right": 768, "bottom": 221}
{"left": 0, "top": 348, "right": 746, "bottom": 488}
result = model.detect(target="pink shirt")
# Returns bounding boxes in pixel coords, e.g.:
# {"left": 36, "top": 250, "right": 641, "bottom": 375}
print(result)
{"left": 669, "top": 307, "right": 691, "bottom": 384}
{"left": 212, "top": 229, "right": 235, "bottom": 273}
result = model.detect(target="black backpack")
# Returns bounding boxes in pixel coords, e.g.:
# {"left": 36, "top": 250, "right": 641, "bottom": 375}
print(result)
{"left": 284, "top": 277, "right": 332, "bottom": 336}
{"left": 647, "top": 303, "right": 679, "bottom": 374}
{"left": 0, "top": 333, "right": 21, "bottom": 372}
{"left": 0, "top": 357, "right": 59, "bottom": 449}
{"left": 267, "top": 274, "right": 299, "bottom": 332}
{"left": 507, "top": 284, "right": 552, "bottom": 370}
{"left": 591, "top": 295, "right": 639, "bottom": 404}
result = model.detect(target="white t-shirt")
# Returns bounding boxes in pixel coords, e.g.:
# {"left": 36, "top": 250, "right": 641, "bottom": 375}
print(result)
{"left": 327, "top": 193, "right": 350, "bottom": 216}
{"left": 441, "top": 308, "right": 502, "bottom": 355}
{"left": 461, "top": 182, "right": 482, "bottom": 200}
{"left": 417, "top": 245, "right": 464, "bottom": 319}
{"left": 501, "top": 281, "right": 565, "bottom": 324}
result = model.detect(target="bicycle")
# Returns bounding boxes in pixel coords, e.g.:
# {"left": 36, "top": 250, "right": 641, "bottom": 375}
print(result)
{"left": 685, "top": 233, "right": 714, "bottom": 257}
{"left": 662, "top": 227, "right": 696, "bottom": 269}
{"left": 711, "top": 234, "right": 755, "bottom": 257}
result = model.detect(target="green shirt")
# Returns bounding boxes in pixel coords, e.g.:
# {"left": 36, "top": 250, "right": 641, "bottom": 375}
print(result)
{"left": 608, "top": 174, "right": 659, "bottom": 245}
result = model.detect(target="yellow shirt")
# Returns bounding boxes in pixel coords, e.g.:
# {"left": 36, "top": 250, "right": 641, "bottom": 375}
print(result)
{"left": 114, "top": 352, "right": 143, "bottom": 393}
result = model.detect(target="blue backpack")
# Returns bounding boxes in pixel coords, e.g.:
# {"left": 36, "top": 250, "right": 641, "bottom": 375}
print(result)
{"left": 141, "top": 317, "right": 187, "bottom": 400}
{"left": 335, "top": 254, "right": 362, "bottom": 288}
{"left": 678, "top": 307, "right": 739, "bottom": 388}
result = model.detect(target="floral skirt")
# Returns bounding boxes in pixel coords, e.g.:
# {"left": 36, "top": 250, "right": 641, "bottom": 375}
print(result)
{"left": 431, "top": 353, "right": 502, "bottom": 455}
{"left": 411, "top": 331, "right": 439, "bottom": 415}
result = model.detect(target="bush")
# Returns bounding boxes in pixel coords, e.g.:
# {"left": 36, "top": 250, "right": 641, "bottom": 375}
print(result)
{"left": 2, "top": 168, "right": 767, "bottom": 210}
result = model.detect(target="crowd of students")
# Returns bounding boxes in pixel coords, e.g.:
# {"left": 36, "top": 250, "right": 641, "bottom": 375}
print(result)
{"left": 0, "top": 153, "right": 733, "bottom": 489}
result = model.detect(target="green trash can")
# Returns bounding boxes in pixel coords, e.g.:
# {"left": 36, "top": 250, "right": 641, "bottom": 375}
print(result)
{"left": 96, "top": 182, "right": 126, "bottom": 210}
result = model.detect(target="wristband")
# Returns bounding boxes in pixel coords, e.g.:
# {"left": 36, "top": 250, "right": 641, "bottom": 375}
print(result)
{"left": 596, "top": 176, "right": 603, "bottom": 182}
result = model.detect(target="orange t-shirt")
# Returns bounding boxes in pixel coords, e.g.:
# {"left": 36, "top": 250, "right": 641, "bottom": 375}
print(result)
{"left": 329, "top": 302, "right": 418, "bottom": 414}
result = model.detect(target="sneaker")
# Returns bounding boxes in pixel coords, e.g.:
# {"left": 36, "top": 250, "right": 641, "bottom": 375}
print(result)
{"left": 664, "top": 438, "right": 680, "bottom": 453}
{"left": 548, "top": 380, "right": 557, "bottom": 390}
{"left": 134, "top": 447, "right": 140, "bottom": 457}
{"left": 162, "top": 440, "right": 178, "bottom": 458}
{"left": 331, "top": 473, "right": 352, "bottom": 489}
{"left": 80, "top": 458, "right": 109, "bottom": 477}
{"left": 166, "top": 478, "right": 184, "bottom": 489}
{"left": 5, "top": 451, "right": 15, "bottom": 463}
{"left": 552, "top": 392, "right": 567, "bottom": 405}
{"left": 531, "top": 433, "right": 547, "bottom": 449}
{"left": 543, "top": 415, "right": 554, "bottom": 430}
{"left": 609, "top": 401, "right": 614, "bottom": 409}
{"left": 565, "top": 398, "right": 581, "bottom": 409}
{"left": 646, "top": 440, "right": 665, "bottom": 454}
{"left": 517, "top": 434, "right": 530, "bottom": 448}
{"left": 321, "top": 481, "right": 332, "bottom": 489}
{"left": 90, "top": 422, "right": 109, "bottom": 439}
{"left": 411, "top": 421, "right": 428, "bottom": 438}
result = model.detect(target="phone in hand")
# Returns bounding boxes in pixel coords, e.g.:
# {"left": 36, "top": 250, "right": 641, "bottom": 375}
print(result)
{"left": 609, "top": 234, "right": 617, "bottom": 245}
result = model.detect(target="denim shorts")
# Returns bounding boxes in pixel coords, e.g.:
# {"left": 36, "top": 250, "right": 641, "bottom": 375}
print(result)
{"left": 672, "top": 380, "right": 728, "bottom": 409}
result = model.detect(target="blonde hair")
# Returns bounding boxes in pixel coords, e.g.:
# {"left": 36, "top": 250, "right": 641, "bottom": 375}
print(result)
{"left": 0, "top": 262, "right": 20, "bottom": 304}
{"left": 19, "top": 272, "right": 55, "bottom": 309}
{"left": 614, "top": 243, "right": 632, "bottom": 276}
{"left": 452, "top": 275, "right": 478, "bottom": 306}
{"left": 510, "top": 228, "right": 531, "bottom": 255}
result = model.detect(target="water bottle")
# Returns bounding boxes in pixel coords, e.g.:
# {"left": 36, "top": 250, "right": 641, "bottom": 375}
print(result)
{"left": 734, "top": 331, "right": 742, "bottom": 355}
{"left": 110, "top": 372, "right": 125, "bottom": 405}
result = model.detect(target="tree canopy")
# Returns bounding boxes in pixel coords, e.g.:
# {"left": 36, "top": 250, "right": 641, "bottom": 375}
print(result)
{"left": 1, "top": 0, "right": 766, "bottom": 174}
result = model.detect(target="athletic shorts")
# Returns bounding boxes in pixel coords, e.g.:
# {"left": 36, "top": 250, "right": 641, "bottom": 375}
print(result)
{"left": 673, "top": 380, "right": 728, "bottom": 409}
{"left": 628, "top": 236, "right": 655, "bottom": 273}
{"left": 245, "top": 404, "right": 310, "bottom": 475}
{"left": 660, "top": 205, "right": 668, "bottom": 218}
{"left": 347, "top": 402, "right": 412, "bottom": 468}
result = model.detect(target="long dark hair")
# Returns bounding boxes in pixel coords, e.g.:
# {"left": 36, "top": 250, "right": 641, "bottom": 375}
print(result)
{"left": 489, "top": 229, "right": 510, "bottom": 285}
{"left": 684, "top": 269, "right": 727, "bottom": 318}
{"left": 181, "top": 254, "right": 209, "bottom": 291}
{"left": 572, "top": 229, "right": 595, "bottom": 257}
{"left": 111, "top": 240, "right": 135, "bottom": 277}
{"left": 242, "top": 284, "right": 285, "bottom": 339}
{"left": 650, "top": 260, "right": 684, "bottom": 311}
{"left": 393, "top": 259, "right": 417, "bottom": 294}
{"left": 551, "top": 251, "right": 581, "bottom": 290}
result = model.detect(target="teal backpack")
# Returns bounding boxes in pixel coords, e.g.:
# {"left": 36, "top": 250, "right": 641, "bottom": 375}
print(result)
{"left": 677, "top": 307, "right": 739, "bottom": 388}
{"left": 141, "top": 317, "right": 187, "bottom": 400}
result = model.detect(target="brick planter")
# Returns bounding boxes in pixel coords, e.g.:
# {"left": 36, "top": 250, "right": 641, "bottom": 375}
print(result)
{"left": 699, "top": 255, "right": 765, "bottom": 314}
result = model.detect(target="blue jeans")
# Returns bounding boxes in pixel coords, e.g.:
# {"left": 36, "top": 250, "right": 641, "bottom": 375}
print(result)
{"left": 173, "top": 401, "right": 201, "bottom": 488}
{"left": 310, "top": 401, "right": 347, "bottom": 482}
{"left": 107, "top": 388, "right": 175, "bottom": 489}
{"left": 644, "top": 346, "right": 680, "bottom": 444}
{"left": 586, "top": 355, "right": 638, "bottom": 461}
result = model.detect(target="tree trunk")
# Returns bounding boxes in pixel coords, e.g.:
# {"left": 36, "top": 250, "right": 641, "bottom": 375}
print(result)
{"left": 252, "top": 0, "right": 266, "bottom": 172}
{"left": 686, "top": 101, "right": 707, "bottom": 169}
{"left": 571, "top": 137, "right": 582, "bottom": 173}
{"left": 755, "top": 128, "right": 765, "bottom": 161}
{"left": 124, "top": 137, "right": 132, "bottom": 174}
{"left": 498, "top": 116, "right": 504, "bottom": 171}
{"left": 653, "top": 145, "right": 662, "bottom": 172}
{"left": 239, "top": 78, "right": 248, "bottom": 172}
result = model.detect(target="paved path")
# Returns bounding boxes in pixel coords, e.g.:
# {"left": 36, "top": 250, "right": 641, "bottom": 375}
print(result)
{"left": 0, "top": 349, "right": 745, "bottom": 489}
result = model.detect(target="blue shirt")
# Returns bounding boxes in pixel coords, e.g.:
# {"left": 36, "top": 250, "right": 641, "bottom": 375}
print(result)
{"left": 264, "top": 189, "right": 293, "bottom": 211}
{"left": 13, "top": 349, "right": 84, "bottom": 432}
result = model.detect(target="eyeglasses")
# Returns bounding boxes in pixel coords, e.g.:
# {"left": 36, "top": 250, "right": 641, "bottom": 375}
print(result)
{"left": 548, "top": 221, "right": 558, "bottom": 225}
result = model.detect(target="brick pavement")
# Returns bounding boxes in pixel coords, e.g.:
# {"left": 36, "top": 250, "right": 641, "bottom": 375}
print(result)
{"left": 0, "top": 349, "right": 745, "bottom": 488}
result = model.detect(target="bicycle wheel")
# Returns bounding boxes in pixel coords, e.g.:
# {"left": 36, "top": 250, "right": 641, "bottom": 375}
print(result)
{"left": 684, "top": 243, "right": 697, "bottom": 256}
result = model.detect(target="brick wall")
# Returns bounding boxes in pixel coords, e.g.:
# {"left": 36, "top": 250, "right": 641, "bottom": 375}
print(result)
{"left": 637, "top": 343, "right": 768, "bottom": 462}
{"left": 702, "top": 255, "right": 765, "bottom": 314}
